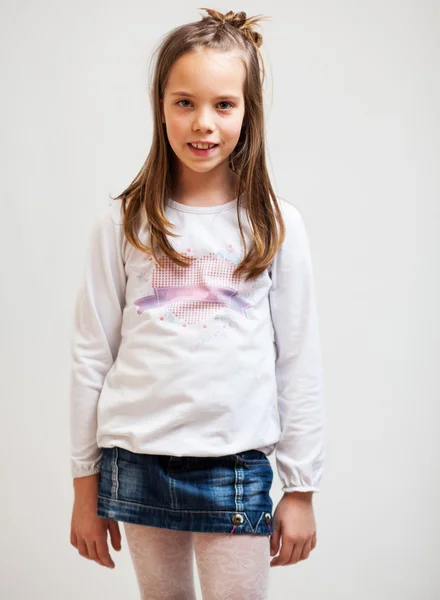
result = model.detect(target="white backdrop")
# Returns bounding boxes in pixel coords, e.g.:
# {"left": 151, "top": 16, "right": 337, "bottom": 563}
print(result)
{"left": 1, "top": 1, "right": 438, "bottom": 598}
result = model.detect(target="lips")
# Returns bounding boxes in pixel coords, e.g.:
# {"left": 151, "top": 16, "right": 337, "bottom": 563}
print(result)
{"left": 187, "top": 143, "right": 219, "bottom": 156}
{"left": 188, "top": 143, "right": 218, "bottom": 148}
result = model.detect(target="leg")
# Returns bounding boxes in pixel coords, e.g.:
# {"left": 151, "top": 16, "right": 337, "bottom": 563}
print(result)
{"left": 123, "top": 522, "right": 197, "bottom": 600}
{"left": 193, "top": 532, "right": 271, "bottom": 600}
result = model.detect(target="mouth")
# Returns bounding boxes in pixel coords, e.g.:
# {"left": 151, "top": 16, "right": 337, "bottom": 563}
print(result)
{"left": 187, "top": 143, "right": 219, "bottom": 156}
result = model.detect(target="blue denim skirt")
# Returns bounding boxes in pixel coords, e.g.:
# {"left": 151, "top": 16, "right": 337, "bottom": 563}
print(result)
{"left": 97, "top": 446, "right": 274, "bottom": 535}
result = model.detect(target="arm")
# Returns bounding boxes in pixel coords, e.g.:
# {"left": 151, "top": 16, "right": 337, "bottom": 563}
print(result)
{"left": 69, "top": 200, "right": 127, "bottom": 479}
{"left": 269, "top": 200, "right": 325, "bottom": 496}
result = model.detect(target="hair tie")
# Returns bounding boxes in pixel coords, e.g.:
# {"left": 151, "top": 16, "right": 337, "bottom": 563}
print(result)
{"left": 199, "top": 8, "right": 265, "bottom": 49}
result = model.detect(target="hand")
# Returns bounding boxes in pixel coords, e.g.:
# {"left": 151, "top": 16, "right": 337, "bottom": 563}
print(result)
{"left": 70, "top": 474, "right": 121, "bottom": 568}
{"left": 269, "top": 492, "right": 317, "bottom": 567}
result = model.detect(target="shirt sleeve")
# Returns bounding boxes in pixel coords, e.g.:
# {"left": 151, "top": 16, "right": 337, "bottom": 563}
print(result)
{"left": 269, "top": 200, "right": 325, "bottom": 493}
{"left": 69, "top": 200, "right": 127, "bottom": 478}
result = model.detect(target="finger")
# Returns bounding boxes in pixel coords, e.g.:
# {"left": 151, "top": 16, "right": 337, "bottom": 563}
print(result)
{"left": 70, "top": 514, "right": 77, "bottom": 548}
{"left": 77, "top": 538, "right": 90, "bottom": 560}
{"left": 71, "top": 528, "right": 78, "bottom": 548}
{"left": 311, "top": 532, "right": 317, "bottom": 550}
{"left": 84, "top": 538, "right": 105, "bottom": 567}
{"left": 96, "top": 535, "right": 115, "bottom": 569}
{"left": 270, "top": 538, "right": 294, "bottom": 567}
{"left": 91, "top": 540, "right": 106, "bottom": 567}
{"left": 85, "top": 538, "right": 99, "bottom": 563}
{"left": 299, "top": 538, "right": 313, "bottom": 561}
{"left": 270, "top": 527, "right": 281, "bottom": 556}
{"left": 108, "top": 520, "right": 122, "bottom": 551}
{"left": 289, "top": 540, "right": 306, "bottom": 565}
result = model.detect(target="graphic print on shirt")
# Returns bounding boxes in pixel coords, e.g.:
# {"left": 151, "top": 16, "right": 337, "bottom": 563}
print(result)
{"left": 134, "top": 248, "right": 253, "bottom": 320}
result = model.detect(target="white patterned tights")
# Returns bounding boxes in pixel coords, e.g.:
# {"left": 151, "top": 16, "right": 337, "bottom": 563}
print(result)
{"left": 123, "top": 522, "right": 271, "bottom": 599}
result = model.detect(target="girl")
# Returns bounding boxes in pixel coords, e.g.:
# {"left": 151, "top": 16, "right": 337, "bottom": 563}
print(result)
{"left": 69, "top": 8, "right": 325, "bottom": 599}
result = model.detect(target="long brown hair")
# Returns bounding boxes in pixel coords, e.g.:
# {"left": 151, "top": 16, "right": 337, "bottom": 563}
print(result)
{"left": 111, "top": 8, "right": 286, "bottom": 282}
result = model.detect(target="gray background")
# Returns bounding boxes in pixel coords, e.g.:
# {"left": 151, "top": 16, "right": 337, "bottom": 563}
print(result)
{"left": 1, "top": 1, "right": 438, "bottom": 598}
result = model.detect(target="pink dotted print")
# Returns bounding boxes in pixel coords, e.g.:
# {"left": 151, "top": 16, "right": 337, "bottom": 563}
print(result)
{"left": 160, "top": 317, "right": 164, "bottom": 321}
{"left": 187, "top": 248, "right": 191, "bottom": 252}
{"left": 147, "top": 252, "right": 242, "bottom": 325}
{"left": 203, "top": 324, "right": 207, "bottom": 328}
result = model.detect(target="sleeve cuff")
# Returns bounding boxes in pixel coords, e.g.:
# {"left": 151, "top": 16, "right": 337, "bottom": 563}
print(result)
{"left": 282, "top": 486, "right": 320, "bottom": 493}
{"left": 71, "top": 461, "right": 101, "bottom": 479}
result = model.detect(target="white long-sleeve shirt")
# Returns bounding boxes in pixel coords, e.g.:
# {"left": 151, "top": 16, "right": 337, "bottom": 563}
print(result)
{"left": 69, "top": 195, "right": 325, "bottom": 493}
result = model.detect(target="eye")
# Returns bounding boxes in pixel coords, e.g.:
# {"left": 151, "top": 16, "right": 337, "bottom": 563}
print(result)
{"left": 175, "top": 100, "right": 234, "bottom": 111}
{"left": 218, "top": 101, "right": 234, "bottom": 110}
{"left": 176, "top": 99, "right": 191, "bottom": 108}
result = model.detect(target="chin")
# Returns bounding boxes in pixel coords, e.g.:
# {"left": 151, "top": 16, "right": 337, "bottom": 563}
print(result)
{"left": 187, "top": 163, "right": 219, "bottom": 173}
{"left": 176, "top": 153, "right": 223, "bottom": 171}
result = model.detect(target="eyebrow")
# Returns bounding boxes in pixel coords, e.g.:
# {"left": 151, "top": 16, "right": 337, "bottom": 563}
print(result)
{"left": 170, "top": 91, "right": 241, "bottom": 102}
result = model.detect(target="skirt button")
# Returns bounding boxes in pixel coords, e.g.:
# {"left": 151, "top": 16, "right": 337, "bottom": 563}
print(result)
{"left": 264, "top": 513, "right": 271, "bottom": 523}
{"left": 231, "top": 513, "right": 244, "bottom": 525}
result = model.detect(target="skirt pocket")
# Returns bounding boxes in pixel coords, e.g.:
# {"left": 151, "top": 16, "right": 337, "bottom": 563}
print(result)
{"left": 232, "top": 449, "right": 272, "bottom": 466}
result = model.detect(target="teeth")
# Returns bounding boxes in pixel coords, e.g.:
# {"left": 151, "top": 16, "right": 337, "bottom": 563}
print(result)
{"left": 190, "top": 143, "right": 216, "bottom": 149}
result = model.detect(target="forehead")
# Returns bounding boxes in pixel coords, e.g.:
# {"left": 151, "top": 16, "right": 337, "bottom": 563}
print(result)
{"left": 165, "top": 49, "right": 245, "bottom": 97}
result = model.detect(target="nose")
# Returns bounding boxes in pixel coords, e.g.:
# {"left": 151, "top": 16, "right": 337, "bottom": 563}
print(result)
{"left": 192, "top": 108, "right": 215, "bottom": 133}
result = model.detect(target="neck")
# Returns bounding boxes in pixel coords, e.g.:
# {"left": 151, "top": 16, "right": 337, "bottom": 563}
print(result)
{"left": 171, "top": 162, "right": 239, "bottom": 207}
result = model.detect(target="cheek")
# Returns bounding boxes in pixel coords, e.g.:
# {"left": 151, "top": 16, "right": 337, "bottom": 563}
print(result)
{"left": 224, "top": 119, "right": 244, "bottom": 142}
{"left": 166, "top": 115, "right": 187, "bottom": 141}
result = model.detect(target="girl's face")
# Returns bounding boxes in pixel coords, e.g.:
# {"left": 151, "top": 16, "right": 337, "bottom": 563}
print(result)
{"left": 161, "top": 49, "right": 246, "bottom": 174}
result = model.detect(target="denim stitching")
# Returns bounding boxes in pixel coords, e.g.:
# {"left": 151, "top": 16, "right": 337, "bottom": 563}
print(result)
{"left": 234, "top": 459, "right": 245, "bottom": 513}
{"left": 111, "top": 447, "right": 119, "bottom": 500}
{"left": 98, "top": 494, "right": 260, "bottom": 520}
{"left": 230, "top": 458, "right": 252, "bottom": 533}
{"left": 254, "top": 511, "right": 266, "bottom": 533}
{"left": 168, "top": 460, "right": 177, "bottom": 509}
{"left": 232, "top": 455, "right": 271, "bottom": 467}
{"left": 169, "top": 477, "right": 176, "bottom": 509}
{"left": 242, "top": 512, "right": 256, "bottom": 533}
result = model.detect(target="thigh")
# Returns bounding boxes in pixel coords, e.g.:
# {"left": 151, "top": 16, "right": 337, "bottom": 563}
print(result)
{"left": 193, "top": 532, "right": 271, "bottom": 600}
{"left": 124, "top": 522, "right": 197, "bottom": 600}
